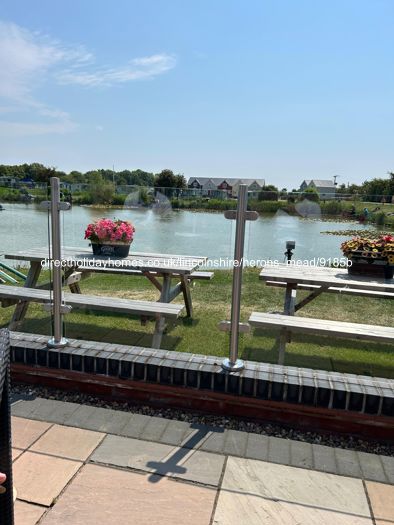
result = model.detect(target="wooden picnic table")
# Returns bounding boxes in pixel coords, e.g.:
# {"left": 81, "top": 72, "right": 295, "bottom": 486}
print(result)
{"left": 259, "top": 263, "right": 394, "bottom": 315}
{"left": 4, "top": 247, "right": 208, "bottom": 329}
{"left": 250, "top": 263, "right": 394, "bottom": 364}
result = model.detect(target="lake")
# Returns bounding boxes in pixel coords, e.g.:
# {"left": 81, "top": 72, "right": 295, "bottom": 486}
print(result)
{"left": 1, "top": 202, "right": 376, "bottom": 267}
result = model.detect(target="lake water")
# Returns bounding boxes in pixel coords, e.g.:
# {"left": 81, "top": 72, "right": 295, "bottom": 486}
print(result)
{"left": 1, "top": 203, "right": 376, "bottom": 267}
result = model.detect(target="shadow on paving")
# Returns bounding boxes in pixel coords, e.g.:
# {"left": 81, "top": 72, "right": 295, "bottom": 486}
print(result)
{"left": 146, "top": 424, "right": 224, "bottom": 483}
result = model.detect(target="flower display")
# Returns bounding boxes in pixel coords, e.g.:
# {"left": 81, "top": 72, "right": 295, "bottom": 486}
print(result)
{"left": 84, "top": 218, "right": 135, "bottom": 244}
{"left": 341, "top": 234, "right": 394, "bottom": 264}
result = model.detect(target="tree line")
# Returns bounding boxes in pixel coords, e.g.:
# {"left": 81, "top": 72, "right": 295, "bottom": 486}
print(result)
{"left": 0, "top": 163, "right": 187, "bottom": 189}
{"left": 1, "top": 163, "right": 394, "bottom": 202}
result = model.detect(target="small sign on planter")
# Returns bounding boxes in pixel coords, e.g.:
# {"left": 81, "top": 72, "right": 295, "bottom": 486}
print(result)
{"left": 91, "top": 243, "right": 131, "bottom": 258}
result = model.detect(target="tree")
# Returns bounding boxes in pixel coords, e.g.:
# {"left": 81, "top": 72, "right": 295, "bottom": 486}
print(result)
{"left": 154, "top": 169, "right": 177, "bottom": 188}
{"left": 362, "top": 177, "right": 391, "bottom": 202}
{"left": 258, "top": 185, "right": 278, "bottom": 201}
{"left": 89, "top": 175, "right": 115, "bottom": 204}
{"left": 175, "top": 174, "right": 187, "bottom": 189}
{"left": 300, "top": 187, "right": 320, "bottom": 202}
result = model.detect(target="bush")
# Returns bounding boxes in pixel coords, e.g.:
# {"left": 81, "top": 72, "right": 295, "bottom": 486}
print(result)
{"left": 374, "top": 212, "right": 386, "bottom": 226}
{"left": 300, "top": 189, "right": 320, "bottom": 202}
{"left": 0, "top": 187, "right": 22, "bottom": 202}
{"left": 320, "top": 200, "right": 343, "bottom": 215}
{"left": 249, "top": 200, "right": 288, "bottom": 213}
{"left": 112, "top": 194, "right": 126, "bottom": 206}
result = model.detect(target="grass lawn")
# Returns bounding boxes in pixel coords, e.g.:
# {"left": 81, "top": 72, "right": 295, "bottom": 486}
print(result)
{"left": 1, "top": 268, "right": 393, "bottom": 379}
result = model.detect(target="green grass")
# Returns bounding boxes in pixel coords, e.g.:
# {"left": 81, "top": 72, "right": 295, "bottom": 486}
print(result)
{"left": 1, "top": 268, "right": 393, "bottom": 378}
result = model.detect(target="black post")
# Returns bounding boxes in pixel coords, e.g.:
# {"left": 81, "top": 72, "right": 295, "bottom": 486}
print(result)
{"left": 0, "top": 329, "right": 14, "bottom": 525}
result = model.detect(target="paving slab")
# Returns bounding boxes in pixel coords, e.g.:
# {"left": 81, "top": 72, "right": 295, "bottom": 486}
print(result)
{"left": 139, "top": 416, "right": 170, "bottom": 442}
{"left": 91, "top": 434, "right": 174, "bottom": 472}
{"left": 366, "top": 481, "right": 394, "bottom": 525}
{"left": 199, "top": 429, "right": 226, "bottom": 453}
{"left": 15, "top": 398, "right": 67, "bottom": 422}
{"left": 39, "top": 464, "right": 216, "bottom": 525}
{"left": 335, "top": 448, "right": 363, "bottom": 478}
{"left": 30, "top": 424, "right": 105, "bottom": 461}
{"left": 312, "top": 444, "right": 338, "bottom": 474}
{"left": 11, "top": 398, "right": 44, "bottom": 419}
{"left": 223, "top": 429, "right": 248, "bottom": 457}
{"left": 91, "top": 434, "right": 224, "bottom": 486}
{"left": 382, "top": 456, "right": 394, "bottom": 484}
{"left": 119, "top": 413, "right": 151, "bottom": 438}
{"left": 12, "top": 448, "right": 24, "bottom": 461}
{"left": 267, "top": 436, "right": 291, "bottom": 465}
{"left": 357, "top": 452, "right": 387, "bottom": 483}
{"left": 289, "top": 440, "right": 314, "bottom": 469}
{"left": 166, "top": 449, "right": 225, "bottom": 486}
{"left": 14, "top": 500, "right": 46, "bottom": 525}
{"left": 38, "top": 401, "right": 81, "bottom": 425}
{"left": 13, "top": 451, "right": 82, "bottom": 506}
{"left": 219, "top": 457, "right": 372, "bottom": 520}
{"left": 64, "top": 405, "right": 131, "bottom": 434}
{"left": 245, "top": 433, "right": 269, "bottom": 462}
{"left": 11, "top": 417, "right": 52, "bottom": 449}
{"left": 159, "top": 419, "right": 195, "bottom": 446}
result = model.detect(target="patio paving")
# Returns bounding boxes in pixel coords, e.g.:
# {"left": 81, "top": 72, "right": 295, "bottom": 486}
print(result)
{"left": 7, "top": 397, "right": 394, "bottom": 524}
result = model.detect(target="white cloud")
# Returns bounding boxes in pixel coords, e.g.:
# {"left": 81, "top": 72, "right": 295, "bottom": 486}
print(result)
{"left": 0, "top": 20, "right": 176, "bottom": 136}
{"left": 0, "top": 119, "right": 77, "bottom": 137}
{"left": 57, "top": 53, "right": 177, "bottom": 87}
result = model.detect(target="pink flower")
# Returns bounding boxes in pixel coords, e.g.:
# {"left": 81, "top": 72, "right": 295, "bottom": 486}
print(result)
{"left": 84, "top": 218, "right": 135, "bottom": 243}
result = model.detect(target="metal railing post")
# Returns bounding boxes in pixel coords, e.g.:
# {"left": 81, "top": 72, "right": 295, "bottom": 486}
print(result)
{"left": 47, "top": 177, "right": 69, "bottom": 348}
{"left": 220, "top": 185, "right": 258, "bottom": 371}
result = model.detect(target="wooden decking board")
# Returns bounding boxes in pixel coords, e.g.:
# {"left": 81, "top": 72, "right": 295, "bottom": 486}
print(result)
{"left": 249, "top": 312, "right": 394, "bottom": 343}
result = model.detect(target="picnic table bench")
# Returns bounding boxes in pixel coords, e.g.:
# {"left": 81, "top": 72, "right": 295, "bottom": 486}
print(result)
{"left": 0, "top": 285, "right": 184, "bottom": 349}
{"left": 249, "top": 264, "right": 394, "bottom": 364}
{"left": 3, "top": 247, "right": 211, "bottom": 330}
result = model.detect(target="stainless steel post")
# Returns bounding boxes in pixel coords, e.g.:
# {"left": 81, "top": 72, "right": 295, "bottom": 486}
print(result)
{"left": 47, "top": 177, "right": 68, "bottom": 348}
{"left": 222, "top": 184, "right": 248, "bottom": 371}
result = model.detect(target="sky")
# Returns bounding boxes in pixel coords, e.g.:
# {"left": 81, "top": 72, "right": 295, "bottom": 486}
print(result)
{"left": 0, "top": 0, "right": 393, "bottom": 189}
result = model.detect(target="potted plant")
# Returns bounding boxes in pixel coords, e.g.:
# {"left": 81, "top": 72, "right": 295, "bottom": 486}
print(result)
{"left": 341, "top": 234, "right": 394, "bottom": 278}
{"left": 84, "top": 218, "right": 135, "bottom": 257}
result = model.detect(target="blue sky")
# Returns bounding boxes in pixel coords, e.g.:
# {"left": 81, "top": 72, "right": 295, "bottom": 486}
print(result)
{"left": 0, "top": 0, "right": 393, "bottom": 189}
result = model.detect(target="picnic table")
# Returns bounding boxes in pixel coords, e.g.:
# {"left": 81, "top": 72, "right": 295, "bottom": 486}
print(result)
{"left": 249, "top": 264, "right": 394, "bottom": 364}
{"left": 2, "top": 248, "right": 209, "bottom": 347}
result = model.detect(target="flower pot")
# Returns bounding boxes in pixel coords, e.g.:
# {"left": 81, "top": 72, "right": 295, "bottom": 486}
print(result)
{"left": 91, "top": 242, "right": 131, "bottom": 258}
{"left": 348, "top": 260, "right": 393, "bottom": 279}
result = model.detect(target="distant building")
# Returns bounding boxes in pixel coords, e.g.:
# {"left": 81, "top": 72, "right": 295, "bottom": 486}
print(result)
{"left": 187, "top": 177, "right": 265, "bottom": 198}
{"left": 231, "top": 179, "right": 265, "bottom": 198}
{"left": 0, "top": 176, "right": 18, "bottom": 188}
{"left": 19, "top": 176, "right": 35, "bottom": 188}
{"left": 300, "top": 179, "right": 336, "bottom": 200}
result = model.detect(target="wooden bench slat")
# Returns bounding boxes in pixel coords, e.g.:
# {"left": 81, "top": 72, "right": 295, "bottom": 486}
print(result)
{"left": 265, "top": 280, "right": 394, "bottom": 299}
{"left": 0, "top": 285, "right": 183, "bottom": 318}
{"left": 76, "top": 266, "right": 213, "bottom": 280}
{"left": 249, "top": 312, "right": 394, "bottom": 343}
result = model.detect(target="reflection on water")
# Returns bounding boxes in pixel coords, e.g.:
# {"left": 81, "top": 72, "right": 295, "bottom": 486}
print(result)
{"left": 1, "top": 203, "right": 375, "bottom": 266}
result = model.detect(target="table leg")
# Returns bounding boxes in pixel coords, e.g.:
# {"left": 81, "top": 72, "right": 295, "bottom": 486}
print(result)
{"left": 64, "top": 267, "right": 81, "bottom": 294}
{"left": 9, "top": 261, "right": 42, "bottom": 330}
{"left": 180, "top": 275, "right": 193, "bottom": 318}
{"left": 283, "top": 283, "right": 297, "bottom": 315}
{"left": 278, "top": 283, "right": 297, "bottom": 365}
{"left": 153, "top": 275, "right": 173, "bottom": 348}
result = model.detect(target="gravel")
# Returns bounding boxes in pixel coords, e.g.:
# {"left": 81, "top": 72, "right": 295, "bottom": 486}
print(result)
{"left": 11, "top": 382, "right": 394, "bottom": 457}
